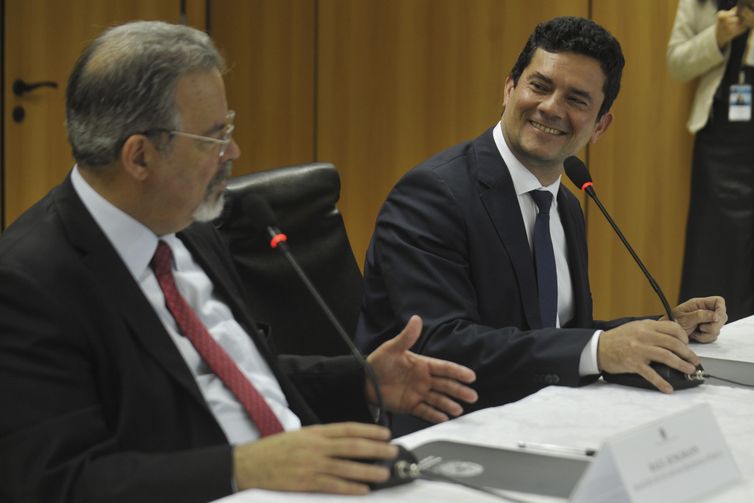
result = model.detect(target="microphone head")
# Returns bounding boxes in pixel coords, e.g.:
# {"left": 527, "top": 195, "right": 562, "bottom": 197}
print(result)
{"left": 563, "top": 156, "right": 593, "bottom": 192}
{"left": 241, "top": 194, "right": 281, "bottom": 232}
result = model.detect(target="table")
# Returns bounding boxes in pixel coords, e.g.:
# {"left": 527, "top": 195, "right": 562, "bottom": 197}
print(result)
{"left": 215, "top": 319, "right": 754, "bottom": 502}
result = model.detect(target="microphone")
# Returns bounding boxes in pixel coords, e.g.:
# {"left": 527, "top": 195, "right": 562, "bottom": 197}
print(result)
{"left": 563, "top": 156, "right": 703, "bottom": 390}
{"left": 242, "top": 194, "right": 419, "bottom": 489}
{"left": 564, "top": 156, "right": 674, "bottom": 321}
{"left": 242, "top": 194, "right": 386, "bottom": 424}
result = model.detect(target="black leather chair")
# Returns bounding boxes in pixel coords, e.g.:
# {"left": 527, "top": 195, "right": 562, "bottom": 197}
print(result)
{"left": 214, "top": 162, "right": 363, "bottom": 356}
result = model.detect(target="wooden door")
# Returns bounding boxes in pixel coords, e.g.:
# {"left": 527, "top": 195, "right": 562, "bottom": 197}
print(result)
{"left": 2, "top": 0, "right": 206, "bottom": 228}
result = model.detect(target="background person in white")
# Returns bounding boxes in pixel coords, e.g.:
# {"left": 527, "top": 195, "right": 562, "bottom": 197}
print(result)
{"left": 0, "top": 21, "right": 478, "bottom": 502}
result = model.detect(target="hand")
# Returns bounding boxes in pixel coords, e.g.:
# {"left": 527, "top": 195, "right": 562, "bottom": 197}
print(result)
{"left": 662, "top": 296, "right": 727, "bottom": 344}
{"left": 598, "top": 319, "right": 699, "bottom": 393}
{"left": 738, "top": 2, "right": 754, "bottom": 28}
{"left": 233, "top": 423, "right": 397, "bottom": 495}
{"left": 366, "top": 315, "right": 478, "bottom": 423}
{"left": 716, "top": 8, "right": 747, "bottom": 48}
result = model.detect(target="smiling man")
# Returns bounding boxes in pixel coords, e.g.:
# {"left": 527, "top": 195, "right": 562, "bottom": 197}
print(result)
{"left": 355, "top": 16, "right": 727, "bottom": 432}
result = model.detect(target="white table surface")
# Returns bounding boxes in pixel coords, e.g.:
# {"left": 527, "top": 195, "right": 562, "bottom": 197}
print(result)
{"left": 695, "top": 315, "right": 754, "bottom": 363}
{"left": 216, "top": 317, "right": 754, "bottom": 502}
{"left": 216, "top": 381, "right": 754, "bottom": 502}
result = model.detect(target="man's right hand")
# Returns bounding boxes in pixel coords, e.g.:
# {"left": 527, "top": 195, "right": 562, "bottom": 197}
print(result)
{"left": 233, "top": 422, "right": 398, "bottom": 495}
{"left": 597, "top": 319, "right": 699, "bottom": 394}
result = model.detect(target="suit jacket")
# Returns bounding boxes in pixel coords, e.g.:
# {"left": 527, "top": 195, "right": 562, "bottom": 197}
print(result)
{"left": 356, "top": 128, "right": 628, "bottom": 410}
{"left": 0, "top": 176, "right": 371, "bottom": 503}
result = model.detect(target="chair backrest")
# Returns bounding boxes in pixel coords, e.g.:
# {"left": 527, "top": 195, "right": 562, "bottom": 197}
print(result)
{"left": 214, "top": 162, "right": 363, "bottom": 356}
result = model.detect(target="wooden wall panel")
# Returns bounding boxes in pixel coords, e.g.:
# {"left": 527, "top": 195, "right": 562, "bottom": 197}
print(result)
{"left": 3, "top": 0, "right": 205, "bottom": 227}
{"left": 5, "top": 1, "right": 698, "bottom": 325}
{"left": 318, "top": 0, "right": 589, "bottom": 266}
{"left": 209, "top": 0, "right": 315, "bottom": 176}
{"left": 589, "top": 0, "right": 694, "bottom": 319}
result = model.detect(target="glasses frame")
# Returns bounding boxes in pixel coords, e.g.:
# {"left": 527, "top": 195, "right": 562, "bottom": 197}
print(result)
{"left": 142, "top": 110, "right": 235, "bottom": 160}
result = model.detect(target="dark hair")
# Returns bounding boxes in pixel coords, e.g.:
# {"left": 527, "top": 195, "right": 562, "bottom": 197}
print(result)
{"left": 509, "top": 16, "right": 625, "bottom": 118}
{"left": 66, "top": 21, "right": 225, "bottom": 168}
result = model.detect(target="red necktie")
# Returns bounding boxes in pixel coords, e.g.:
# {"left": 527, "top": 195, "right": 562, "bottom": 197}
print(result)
{"left": 151, "top": 240, "right": 284, "bottom": 437}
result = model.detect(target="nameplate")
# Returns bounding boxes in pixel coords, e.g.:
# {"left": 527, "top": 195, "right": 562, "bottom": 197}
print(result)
{"left": 570, "top": 403, "right": 740, "bottom": 503}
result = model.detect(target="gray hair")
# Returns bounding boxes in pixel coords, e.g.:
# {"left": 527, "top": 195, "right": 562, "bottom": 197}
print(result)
{"left": 65, "top": 21, "right": 225, "bottom": 168}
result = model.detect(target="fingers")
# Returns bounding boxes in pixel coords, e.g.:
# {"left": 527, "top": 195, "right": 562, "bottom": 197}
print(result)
{"left": 645, "top": 342, "right": 698, "bottom": 374}
{"left": 412, "top": 401, "right": 450, "bottom": 424}
{"left": 389, "top": 315, "right": 423, "bottom": 353}
{"left": 316, "top": 422, "right": 392, "bottom": 442}
{"left": 677, "top": 296, "right": 727, "bottom": 343}
{"left": 598, "top": 320, "right": 698, "bottom": 375}
{"left": 233, "top": 424, "right": 401, "bottom": 494}
{"left": 426, "top": 357, "right": 477, "bottom": 384}
{"left": 427, "top": 374, "right": 479, "bottom": 404}
{"left": 635, "top": 364, "right": 674, "bottom": 395}
{"left": 408, "top": 378, "right": 479, "bottom": 424}
{"left": 691, "top": 331, "right": 719, "bottom": 344}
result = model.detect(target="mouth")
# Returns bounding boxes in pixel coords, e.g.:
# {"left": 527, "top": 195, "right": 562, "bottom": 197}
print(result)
{"left": 529, "top": 120, "right": 566, "bottom": 136}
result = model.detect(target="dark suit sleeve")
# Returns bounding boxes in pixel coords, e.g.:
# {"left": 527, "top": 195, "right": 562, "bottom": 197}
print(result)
{"left": 357, "top": 165, "right": 596, "bottom": 407}
{"left": 0, "top": 266, "right": 233, "bottom": 503}
{"left": 277, "top": 355, "right": 373, "bottom": 424}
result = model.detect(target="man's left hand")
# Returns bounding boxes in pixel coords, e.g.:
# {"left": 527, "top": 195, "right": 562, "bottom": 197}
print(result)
{"left": 365, "top": 315, "right": 478, "bottom": 423}
{"left": 663, "top": 296, "right": 727, "bottom": 343}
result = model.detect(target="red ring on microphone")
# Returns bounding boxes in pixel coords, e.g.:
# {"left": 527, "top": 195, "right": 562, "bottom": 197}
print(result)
{"left": 580, "top": 181, "right": 593, "bottom": 191}
{"left": 270, "top": 233, "right": 288, "bottom": 249}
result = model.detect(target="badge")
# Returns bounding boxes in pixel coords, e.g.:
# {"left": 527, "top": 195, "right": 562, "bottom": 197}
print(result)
{"left": 729, "top": 83, "right": 752, "bottom": 122}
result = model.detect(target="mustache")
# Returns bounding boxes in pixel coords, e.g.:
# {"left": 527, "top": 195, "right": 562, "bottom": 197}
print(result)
{"left": 206, "top": 160, "right": 233, "bottom": 195}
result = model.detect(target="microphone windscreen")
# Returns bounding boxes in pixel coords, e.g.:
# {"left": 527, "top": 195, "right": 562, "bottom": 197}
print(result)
{"left": 241, "top": 194, "right": 280, "bottom": 232}
{"left": 564, "top": 156, "right": 592, "bottom": 190}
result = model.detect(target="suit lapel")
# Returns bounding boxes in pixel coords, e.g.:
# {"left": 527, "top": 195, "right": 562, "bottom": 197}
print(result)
{"left": 53, "top": 177, "right": 210, "bottom": 412}
{"left": 557, "top": 188, "right": 592, "bottom": 326}
{"left": 474, "top": 130, "right": 542, "bottom": 329}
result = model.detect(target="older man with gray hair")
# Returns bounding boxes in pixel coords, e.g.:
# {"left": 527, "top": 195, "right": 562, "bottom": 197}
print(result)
{"left": 0, "top": 21, "right": 477, "bottom": 502}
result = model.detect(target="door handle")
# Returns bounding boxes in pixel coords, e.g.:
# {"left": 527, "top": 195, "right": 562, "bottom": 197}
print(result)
{"left": 12, "top": 79, "right": 58, "bottom": 97}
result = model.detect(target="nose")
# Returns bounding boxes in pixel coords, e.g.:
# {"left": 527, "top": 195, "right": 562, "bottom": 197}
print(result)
{"left": 537, "top": 92, "right": 565, "bottom": 120}
{"left": 224, "top": 138, "right": 241, "bottom": 161}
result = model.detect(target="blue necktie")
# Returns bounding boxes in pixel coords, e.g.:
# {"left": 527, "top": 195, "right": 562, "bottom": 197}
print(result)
{"left": 530, "top": 190, "right": 557, "bottom": 328}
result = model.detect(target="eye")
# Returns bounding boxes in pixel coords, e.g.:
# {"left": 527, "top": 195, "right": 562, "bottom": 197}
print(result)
{"left": 529, "top": 81, "right": 549, "bottom": 93}
{"left": 568, "top": 96, "right": 588, "bottom": 108}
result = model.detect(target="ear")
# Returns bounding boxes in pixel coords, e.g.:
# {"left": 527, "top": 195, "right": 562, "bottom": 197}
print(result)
{"left": 120, "top": 135, "right": 153, "bottom": 182}
{"left": 589, "top": 112, "right": 613, "bottom": 144}
{"left": 503, "top": 75, "right": 515, "bottom": 107}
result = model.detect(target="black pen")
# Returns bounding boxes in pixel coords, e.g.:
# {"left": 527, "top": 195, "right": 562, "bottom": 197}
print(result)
{"left": 517, "top": 440, "right": 597, "bottom": 457}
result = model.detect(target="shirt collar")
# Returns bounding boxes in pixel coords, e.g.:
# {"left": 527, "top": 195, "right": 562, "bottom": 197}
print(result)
{"left": 492, "top": 122, "right": 561, "bottom": 200}
{"left": 70, "top": 165, "right": 170, "bottom": 280}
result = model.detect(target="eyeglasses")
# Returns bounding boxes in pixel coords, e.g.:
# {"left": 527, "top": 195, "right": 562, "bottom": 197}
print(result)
{"left": 143, "top": 110, "right": 236, "bottom": 159}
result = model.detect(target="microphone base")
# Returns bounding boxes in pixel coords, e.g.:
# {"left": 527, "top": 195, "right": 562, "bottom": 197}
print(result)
{"left": 368, "top": 445, "right": 419, "bottom": 490}
{"left": 603, "top": 363, "right": 705, "bottom": 391}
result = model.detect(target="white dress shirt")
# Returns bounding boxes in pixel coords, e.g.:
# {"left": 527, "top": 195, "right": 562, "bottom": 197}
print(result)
{"left": 71, "top": 166, "right": 302, "bottom": 444}
{"left": 492, "top": 124, "right": 601, "bottom": 376}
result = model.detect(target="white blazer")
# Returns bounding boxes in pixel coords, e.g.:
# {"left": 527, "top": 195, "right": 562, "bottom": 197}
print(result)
{"left": 667, "top": 0, "right": 729, "bottom": 133}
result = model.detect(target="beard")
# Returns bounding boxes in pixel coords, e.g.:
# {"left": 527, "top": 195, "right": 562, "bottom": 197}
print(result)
{"left": 192, "top": 160, "right": 232, "bottom": 222}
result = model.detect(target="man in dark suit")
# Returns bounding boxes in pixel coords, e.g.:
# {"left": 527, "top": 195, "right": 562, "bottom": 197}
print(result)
{"left": 0, "top": 21, "right": 478, "bottom": 502}
{"left": 355, "top": 16, "right": 727, "bottom": 421}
